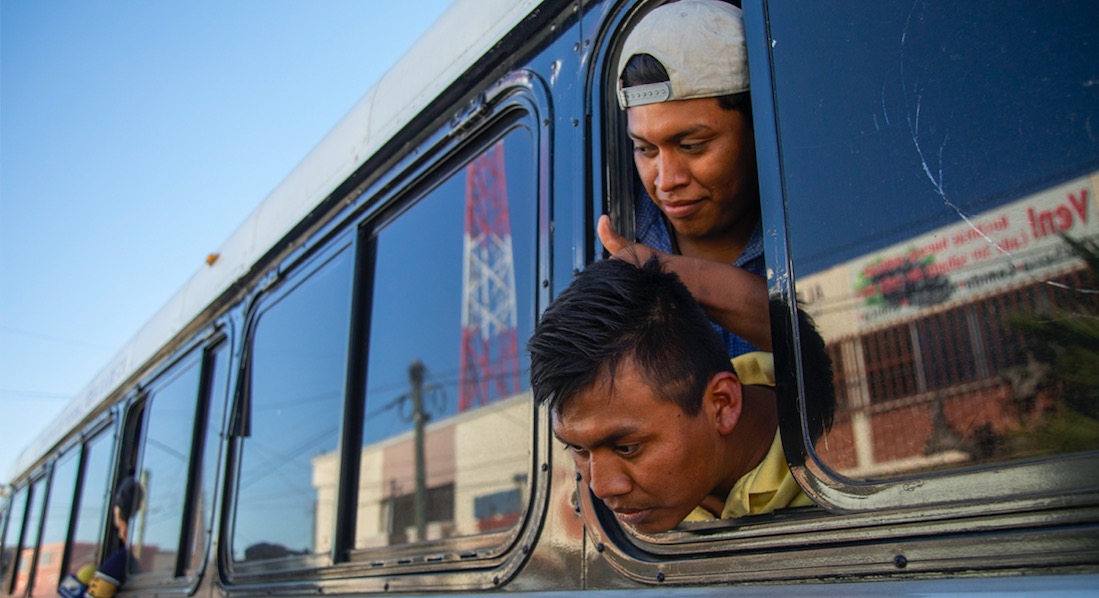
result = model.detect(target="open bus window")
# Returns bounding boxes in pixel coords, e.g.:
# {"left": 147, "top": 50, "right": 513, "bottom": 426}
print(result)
{"left": 593, "top": 0, "right": 808, "bottom": 537}
{"left": 350, "top": 126, "right": 536, "bottom": 552}
{"left": 768, "top": 1, "right": 1099, "bottom": 489}
{"left": 128, "top": 354, "right": 204, "bottom": 579}
{"left": 187, "top": 342, "right": 229, "bottom": 578}
{"left": 68, "top": 431, "right": 113, "bottom": 582}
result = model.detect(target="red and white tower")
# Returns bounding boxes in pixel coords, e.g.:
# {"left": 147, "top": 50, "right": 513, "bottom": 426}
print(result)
{"left": 459, "top": 141, "right": 520, "bottom": 412}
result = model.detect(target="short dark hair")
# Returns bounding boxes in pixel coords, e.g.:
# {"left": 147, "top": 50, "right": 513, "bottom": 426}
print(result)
{"left": 620, "top": 53, "right": 753, "bottom": 120}
{"left": 113, "top": 476, "right": 144, "bottom": 520}
{"left": 528, "top": 257, "right": 732, "bottom": 416}
{"left": 788, "top": 305, "right": 835, "bottom": 443}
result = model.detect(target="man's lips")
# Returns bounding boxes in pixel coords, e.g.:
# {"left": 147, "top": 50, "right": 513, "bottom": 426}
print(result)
{"left": 660, "top": 198, "right": 703, "bottom": 218}
{"left": 612, "top": 507, "right": 653, "bottom": 526}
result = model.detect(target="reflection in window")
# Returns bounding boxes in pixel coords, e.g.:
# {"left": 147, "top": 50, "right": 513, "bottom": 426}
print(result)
{"left": 69, "top": 432, "right": 111, "bottom": 582}
{"left": 131, "top": 359, "right": 202, "bottom": 577}
{"left": 771, "top": 2, "right": 1099, "bottom": 478}
{"left": 11, "top": 479, "right": 45, "bottom": 596}
{"left": 234, "top": 248, "right": 353, "bottom": 563}
{"left": 186, "top": 342, "right": 228, "bottom": 577}
{"left": 30, "top": 451, "right": 79, "bottom": 596}
{"left": 333, "top": 130, "right": 535, "bottom": 550}
{"left": 2, "top": 487, "right": 29, "bottom": 595}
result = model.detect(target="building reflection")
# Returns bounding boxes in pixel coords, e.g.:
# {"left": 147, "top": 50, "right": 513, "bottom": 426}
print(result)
{"left": 312, "top": 393, "right": 530, "bottom": 551}
{"left": 800, "top": 174, "right": 1098, "bottom": 477}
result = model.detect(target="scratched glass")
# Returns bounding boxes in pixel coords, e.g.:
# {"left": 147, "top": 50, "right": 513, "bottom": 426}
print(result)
{"left": 770, "top": 1, "right": 1099, "bottom": 478}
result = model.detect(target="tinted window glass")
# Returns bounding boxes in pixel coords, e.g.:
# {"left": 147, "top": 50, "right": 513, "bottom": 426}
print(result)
{"left": 346, "top": 130, "right": 536, "bottom": 550}
{"left": 1, "top": 487, "right": 29, "bottom": 594}
{"left": 30, "top": 451, "right": 79, "bottom": 595}
{"left": 186, "top": 341, "right": 229, "bottom": 577}
{"left": 769, "top": 1, "right": 1099, "bottom": 478}
{"left": 69, "top": 432, "right": 112, "bottom": 574}
{"left": 131, "top": 358, "right": 202, "bottom": 576}
{"left": 11, "top": 479, "right": 46, "bottom": 596}
{"left": 234, "top": 247, "right": 354, "bottom": 563}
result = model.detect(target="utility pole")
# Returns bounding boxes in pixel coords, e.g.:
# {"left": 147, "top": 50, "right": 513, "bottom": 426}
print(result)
{"left": 409, "top": 360, "right": 427, "bottom": 542}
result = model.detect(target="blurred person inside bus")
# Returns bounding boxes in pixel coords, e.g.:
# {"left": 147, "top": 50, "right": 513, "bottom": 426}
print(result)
{"left": 84, "top": 476, "right": 144, "bottom": 598}
{"left": 528, "top": 257, "right": 833, "bottom": 535}
{"left": 599, "top": 0, "right": 770, "bottom": 357}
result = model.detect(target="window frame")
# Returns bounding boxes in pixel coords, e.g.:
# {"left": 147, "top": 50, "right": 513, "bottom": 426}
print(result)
{"left": 2, "top": 483, "right": 32, "bottom": 596}
{"left": 226, "top": 235, "right": 356, "bottom": 577}
{"left": 222, "top": 71, "right": 554, "bottom": 592}
{"left": 30, "top": 445, "right": 81, "bottom": 596}
{"left": 347, "top": 99, "right": 540, "bottom": 569}
{"left": 115, "top": 328, "right": 227, "bottom": 592}
{"left": 749, "top": 0, "right": 1099, "bottom": 516}
{"left": 581, "top": 0, "right": 1099, "bottom": 583}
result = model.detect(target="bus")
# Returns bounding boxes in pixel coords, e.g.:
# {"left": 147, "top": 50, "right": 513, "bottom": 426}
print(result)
{"left": 3, "top": 0, "right": 1097, "bottom": 595}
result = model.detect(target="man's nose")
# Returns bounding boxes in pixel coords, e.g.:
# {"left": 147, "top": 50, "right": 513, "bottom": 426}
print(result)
{"left": 587, "top": 455, "right": 631, "bottom": 500}
{"left": 655, "top": 151, "right": 689, "bottom": 191}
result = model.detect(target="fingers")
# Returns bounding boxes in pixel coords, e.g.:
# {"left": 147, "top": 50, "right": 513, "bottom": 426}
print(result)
{"left": 597, "top": 214, "right": 628, "bottom": 254}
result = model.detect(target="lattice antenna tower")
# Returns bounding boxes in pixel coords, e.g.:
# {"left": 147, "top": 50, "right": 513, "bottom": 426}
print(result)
{"left": 459, "top": 141, "right": 520, "bottom": 411}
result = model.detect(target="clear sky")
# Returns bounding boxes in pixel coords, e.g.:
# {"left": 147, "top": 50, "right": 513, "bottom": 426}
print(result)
{"left": 0, "top": 0, "right": 454, "bottom": 486}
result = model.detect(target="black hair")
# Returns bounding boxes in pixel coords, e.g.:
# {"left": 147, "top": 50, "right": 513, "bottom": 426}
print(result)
{"left": 790, "top": 305, "right": 835, "bottom": 443}
{"left": 528, "top": 257, "right": 732, "bottom": 416}
{"left": 621, "top": 53, "right": 753, "bottom": 122}
{"left": 113, "top": 476, "right": 144, "bottom": 521}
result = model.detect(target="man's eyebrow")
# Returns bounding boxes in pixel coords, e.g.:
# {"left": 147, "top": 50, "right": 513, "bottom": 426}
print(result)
{"left": 627, "top": 122, "right": 715, "bottom": 143}
{"left": 553, "top": 425, "right": 643, "bottom": 449}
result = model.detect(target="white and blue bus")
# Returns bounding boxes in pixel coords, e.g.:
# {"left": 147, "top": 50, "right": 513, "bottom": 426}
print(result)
{"left": 3, "top": 1, "right": 1097, "bottom": 595}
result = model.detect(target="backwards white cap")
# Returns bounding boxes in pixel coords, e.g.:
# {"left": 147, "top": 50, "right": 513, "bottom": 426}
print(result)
{"left": 617, "top": 0, "right": 749, "bottom": 109}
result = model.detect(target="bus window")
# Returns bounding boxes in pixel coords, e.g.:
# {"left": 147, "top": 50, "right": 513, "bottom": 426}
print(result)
{"left": 766, "top": 2, "right": 1099, "bottom": 485}
{"left": 28, "top": 450, "right": 79, "bottom": 596}
{"left": 351, "top": 128, "right": 536, "bottom": 552}
{"left": 129, "top": 355, "right": 203, "bottom": 578}
{"left": 184, "top": 340, "right": 229, "bottom": 578}
{"left": 68, "top": 431, "right": 113, "bottom": 581}
{"left": 233, "top": 245, "right": 354, "bottom": 566}
{"left": 10, "top": 478, "right": 46, "bottom": 596}
{"left": 1, "top": 486, "right": 29, "bottom": 595}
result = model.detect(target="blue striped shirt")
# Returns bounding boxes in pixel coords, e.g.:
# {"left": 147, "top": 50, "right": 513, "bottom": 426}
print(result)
{"left": 634, "top": 191, "right": 765, "bottom": 357}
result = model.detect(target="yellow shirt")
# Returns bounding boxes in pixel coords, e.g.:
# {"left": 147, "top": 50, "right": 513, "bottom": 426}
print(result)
{"left": 681, "top": 352, "right": 812, "bottom": 523}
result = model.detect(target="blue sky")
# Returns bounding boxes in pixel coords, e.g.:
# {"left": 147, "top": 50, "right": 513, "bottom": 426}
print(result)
{"left": 0, "top": 0, "right": 453, "bottom": 486}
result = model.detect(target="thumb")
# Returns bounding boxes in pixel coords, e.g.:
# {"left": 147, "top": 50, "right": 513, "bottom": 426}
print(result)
{"left": 597, "top": 214, "right": 629, "bottom": 254}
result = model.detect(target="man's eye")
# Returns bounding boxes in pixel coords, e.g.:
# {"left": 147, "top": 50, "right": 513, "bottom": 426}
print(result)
{"left": 680, "top": 141, "right": 704, "bottom": 153}
{"left": 633, "top": 145, "right": 656, "bottom": 157}
{"left": 569, "top": 445, "right": 589, "bottom": 457}
{"left": 615, "top": 444, "right": 639, "bottom": 456}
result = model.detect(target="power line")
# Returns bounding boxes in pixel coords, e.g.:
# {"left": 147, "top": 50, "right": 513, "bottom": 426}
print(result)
{"left": 0, "top": 388, "right": 72, "bottom": 401}
{"left": 0, "top": 325, "right": 114, "bottom": 351}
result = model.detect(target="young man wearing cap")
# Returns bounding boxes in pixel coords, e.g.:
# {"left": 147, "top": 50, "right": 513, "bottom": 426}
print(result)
{"left": 528, "top": 257, "right": 824, "bottom": 534}
{"left": 598, "top": 0, "right": 770, "bottom": 357}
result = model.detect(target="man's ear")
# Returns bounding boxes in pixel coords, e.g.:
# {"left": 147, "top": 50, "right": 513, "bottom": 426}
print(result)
{"left": 705, "top": 371, "right": 743, "bottom": 435}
